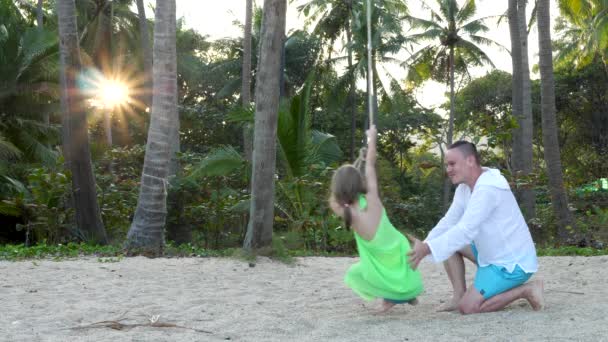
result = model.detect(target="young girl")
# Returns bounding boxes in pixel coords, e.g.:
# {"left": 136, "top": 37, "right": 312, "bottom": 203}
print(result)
{"left": 329, "top": 125, "right": 423, "bottom": 313}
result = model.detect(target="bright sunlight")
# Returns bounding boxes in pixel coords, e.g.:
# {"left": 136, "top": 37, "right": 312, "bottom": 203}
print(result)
{"left": 99, "top": 80, "right": 130, "bottom": 108}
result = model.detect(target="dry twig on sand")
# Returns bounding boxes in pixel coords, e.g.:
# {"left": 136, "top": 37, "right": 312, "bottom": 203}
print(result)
{"left": 70, "top": 312, "right": 213, "bottom": 334}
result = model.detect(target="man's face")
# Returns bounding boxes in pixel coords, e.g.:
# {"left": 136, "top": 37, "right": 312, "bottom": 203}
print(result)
{"left": 445, "top": 148, "right": 473, "bottom": 185}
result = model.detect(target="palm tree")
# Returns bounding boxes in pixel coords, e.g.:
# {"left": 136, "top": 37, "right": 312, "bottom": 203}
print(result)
{"left": 136, "top": 0, "right": 152, "bottom": 109}
{"left": 300, "top": 0, "right": 408, "bottom": 160}
{"left": 1, "top": 1, "right": 59, "bottom": 165}
{"left": 537, "top": 0, "right": 575, "bottom": 241}
{"left": 517, "top": 0, "right": 534, "bottom": 220}
{"left": 404, "top": 0, "right": 501, "bottom": 210}
{"left": 36, "top": 0, "right": 51, "bottom": 126}
{"left": 509, "top": 0, "right": 534, "bottom": 220}
{"left": 242, "top": 0, "right": 254, "bottom": 162}
{"left": 556, "top": 0, "right": 608, "bottom": 71}
{"left": 56, "top": 0, "right": 107, "bottom": 244}
{"left": 37, "top": 0, "right": 44, "bottom": 28}
{"left": 243, "top": 0, "right": 287, "bottom": 251}
{"left": 125, "top": 0, "right": 178, "bottom": 255}
{"left": 299, "top": 0, "right": 357, "bottom": 160}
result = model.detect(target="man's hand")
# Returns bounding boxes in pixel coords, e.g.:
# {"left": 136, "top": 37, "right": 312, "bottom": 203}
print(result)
{"left": 408, "top": 238, "right": 431, "bottom": 270}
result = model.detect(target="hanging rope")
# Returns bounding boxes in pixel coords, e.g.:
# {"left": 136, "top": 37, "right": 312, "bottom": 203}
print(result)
{"left": 354, "top": 0, "right": 374, "bottom": 174}
{"left": 366, "top": 0, "right": 374, "bottom": 127}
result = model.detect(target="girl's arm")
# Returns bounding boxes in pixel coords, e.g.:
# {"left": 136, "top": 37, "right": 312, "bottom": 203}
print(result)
{"left": 365, "top": 125, "right": 378, "bottom": 197}
{"left": 353, "top": 125, "right": 382, "bottom": 241}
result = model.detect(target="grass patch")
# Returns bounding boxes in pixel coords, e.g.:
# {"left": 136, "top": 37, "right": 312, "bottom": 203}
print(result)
{"left": 0, "top": 242, "right": 124, "bottom": 261}
{"left": 537, "top": 246, "right": 608, "bottom": 256}
{"left": 3, "top": 242, "right": 605, "bottom": 262}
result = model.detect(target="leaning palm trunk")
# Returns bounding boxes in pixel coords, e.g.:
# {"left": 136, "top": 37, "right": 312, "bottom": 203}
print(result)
{"left": 243, "top": 0, "right": 287, "bottom": 250}
{"left": 125, "top": 0, "right": 178, "bottom": 254}
{"left": 56, "top": 0, "right": 107, "bottom": 244}
{"left": 537, "top": 0, "right": 574, "bottom": 242}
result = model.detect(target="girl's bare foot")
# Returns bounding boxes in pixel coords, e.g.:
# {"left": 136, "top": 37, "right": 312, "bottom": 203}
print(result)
{"left": 527, "top": 279, "right": 545, "bottom": 311}
{"left": 377, "top": 300, "right": 396, "bottom": 314}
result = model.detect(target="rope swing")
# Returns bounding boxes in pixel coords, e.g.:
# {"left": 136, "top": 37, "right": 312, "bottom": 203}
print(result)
{"left": 353, "top": 0, "right": 375, "bottom": 174}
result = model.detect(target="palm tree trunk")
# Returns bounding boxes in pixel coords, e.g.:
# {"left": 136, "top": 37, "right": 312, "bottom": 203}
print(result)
{"left": 443, "top": 45, "right": 456, "bottom": 212}
{"left": 136, "top": 0, "right": 153, "bottom": 110}
{"left": 56, "top": 0, "right": 107, "bottom": 244}
{"left": 518, "top": 0, "right": 535, "bottom": 220}
{"left": 509, "top": 0, "right": 523, "bottom": 173}
{"left": 242, "top": 0, "right": 254, "bottom": 162}
{"left": 243, "top": 0, "right": 287, "bottom": 251}
{"left": 279, "top": 34, "right": 287, "bottom": 98}
{"left": 126, "top": 0, "right": 178, "bottom": 255}
{"left": 92, "top": 1, "right": 113, "bottom": 147}
{"left": 37, "top": 0, "right": 50, "bottom": 126}
{"left": 448, "top": 46, "right": 455, "bottom": 146}
{"left": 92, "top": 1, "right": 111, "bottom": 69}
{"left": 36, "top": 0, "right": 43, "bottom": 28}
{"left": 537, "top": 0, "right": 574, "bottom": 242}
{"left": 104, "top": 111, "right": 112, "bottom": 145}
{"left": 346, "top": 14, "right": 356, "bottom": 162}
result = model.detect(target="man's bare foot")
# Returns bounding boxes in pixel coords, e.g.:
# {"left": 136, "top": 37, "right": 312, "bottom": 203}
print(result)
{"left": 437, "top": 297, "right": 460, "bottom": 312}
{"left": 526, "top": 279, "right": 545, "bottom": 311}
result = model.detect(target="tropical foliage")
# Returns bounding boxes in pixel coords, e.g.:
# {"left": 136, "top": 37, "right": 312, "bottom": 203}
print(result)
{"left": 0, "top": 0, "right": 606, "bottom": 253}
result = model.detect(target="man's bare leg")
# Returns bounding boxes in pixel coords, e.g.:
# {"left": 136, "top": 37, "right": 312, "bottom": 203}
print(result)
{"left": 478, "top": 279, "right": 545, "bottom": 313}
{"left": 439, "top": 246, "right": 476, "bottom": 311}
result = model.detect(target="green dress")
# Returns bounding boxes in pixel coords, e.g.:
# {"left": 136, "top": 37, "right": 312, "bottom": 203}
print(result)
{"left": 344, "top": 195, "right": 424, "bottom": 301}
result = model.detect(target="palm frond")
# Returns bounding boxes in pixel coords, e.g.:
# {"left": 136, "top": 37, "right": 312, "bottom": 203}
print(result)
{"left": 456, "top": 0, "right": 476, "bottom": 25}
{"left": 0, "top": 200, "right": 21, "bottom": 217}
{"left": 402, "top": 15, "right": 444, "bottom": 30}
{"left": 188, "top": 145, "right": 245, "bottom": 180}
{"left": 558, "top": 0, "right": 592, "bottom": 25}
{"left": 438, "top": 0, "right": 458, "bottom": 22}
{"left": 459, "top": 20, "right": 489, "bottom": 35}
{"left": 16, "top": 28, "right": 58, "bottom": 82}
{"left": 468, "top": 35, "right": 508, "bottom": 53}
{"left": 419, "top": 0, "right": 446, "bottom": 24}
{"left": 215, "top": 77, "right": 242, "bottom": 99}
{"left": 0, "top": 134, "right": 22, "bottom": 160}
{"left": 16, "top": 129, "right": 57, "bottom": 165}
{"left": 456, "top": 39, "right": 495, "bottom": 68}
{"left": 309, "top": 130, "right": 343, "bottom": 165}
{"left": 227, "top": 104, "right": 255, "bottom": 124}
{"left": 277, "top": 92, "right": 312, "bottom": 178}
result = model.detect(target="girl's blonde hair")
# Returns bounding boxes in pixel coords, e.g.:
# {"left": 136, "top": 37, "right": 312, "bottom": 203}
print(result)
{"left": 330, "top": 165, "right": 367, "bottom": 229}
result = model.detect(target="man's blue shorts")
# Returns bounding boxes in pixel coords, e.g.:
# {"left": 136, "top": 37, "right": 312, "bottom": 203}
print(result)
{"left": 471, "top": 244, "right": 534, "bottom": 299}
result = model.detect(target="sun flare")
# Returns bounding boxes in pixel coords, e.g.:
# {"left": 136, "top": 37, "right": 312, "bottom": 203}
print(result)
{"left": 100, "top": 80, "right": 130, "bottom": 108}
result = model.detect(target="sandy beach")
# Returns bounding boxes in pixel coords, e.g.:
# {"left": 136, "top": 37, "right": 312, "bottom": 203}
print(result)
{"left": 1, "top": 255, "right": 607, "bottom": 341}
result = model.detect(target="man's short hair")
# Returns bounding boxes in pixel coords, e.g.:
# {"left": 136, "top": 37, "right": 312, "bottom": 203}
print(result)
{"left": 448, "top": 141, "right": 480, "bottom": 165}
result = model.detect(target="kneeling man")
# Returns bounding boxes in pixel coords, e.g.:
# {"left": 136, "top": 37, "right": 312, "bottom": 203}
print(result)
{"left": 409, "top": 141, "right": 544, "bottom": 314}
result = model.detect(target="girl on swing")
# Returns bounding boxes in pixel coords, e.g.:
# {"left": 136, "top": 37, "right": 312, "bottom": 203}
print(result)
{"left": 329, "top": 125, "right": 423, "bottom": 313}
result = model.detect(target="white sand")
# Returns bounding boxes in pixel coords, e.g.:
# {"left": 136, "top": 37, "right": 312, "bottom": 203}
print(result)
{"left": 1, "top": 255, "right": 607, "bottom": 341}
